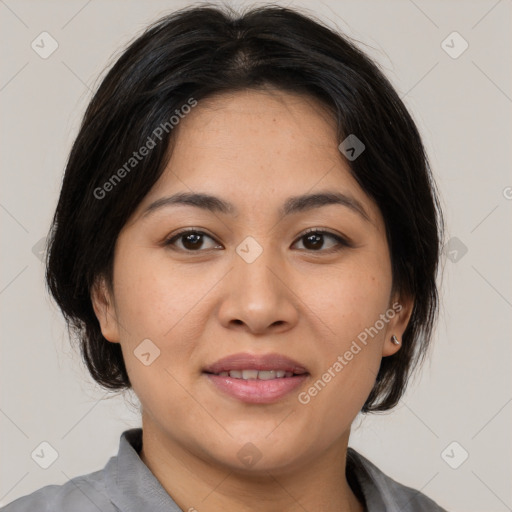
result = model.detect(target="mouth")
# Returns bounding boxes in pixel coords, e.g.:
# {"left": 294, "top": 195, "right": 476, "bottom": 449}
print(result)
{"left": 208, "top": 369, "right": 303, "bottom": 380}
{"left": 203, "top": 352, "right": 309, "bottom": 404}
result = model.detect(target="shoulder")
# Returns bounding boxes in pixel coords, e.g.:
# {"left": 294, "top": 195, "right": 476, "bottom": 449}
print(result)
{"left": 347, "top": 448, "right": 449, "bottom": 512}
{"left": 0, "top": 468, "right": 115, "bottom": 512}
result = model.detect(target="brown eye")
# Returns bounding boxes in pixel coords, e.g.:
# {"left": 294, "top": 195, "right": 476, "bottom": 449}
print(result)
{"left": 293, "top": 229, "right": 350, "bottom": 252}
{"left": 164, "top": 228, "right": 350, "bottom": 254}
{"left": 165, "top": 230, "right": 222, "bottom": 251}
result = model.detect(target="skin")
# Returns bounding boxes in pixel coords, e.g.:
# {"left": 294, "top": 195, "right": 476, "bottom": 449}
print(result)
{"left": 92, "top": 89, "right": 413, "bottom": 512}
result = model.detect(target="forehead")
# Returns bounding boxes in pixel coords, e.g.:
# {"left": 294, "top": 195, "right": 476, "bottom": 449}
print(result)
{"left": 175, "top": 88, "right": 339, "bottom": 159}
{"left": 132, "top": 89, "right": 383, "bottom": 228}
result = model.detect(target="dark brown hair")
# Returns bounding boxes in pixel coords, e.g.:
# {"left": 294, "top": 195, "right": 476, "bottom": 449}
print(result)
{"left": 46, "top": 4, "right": 444, "bottom": 412}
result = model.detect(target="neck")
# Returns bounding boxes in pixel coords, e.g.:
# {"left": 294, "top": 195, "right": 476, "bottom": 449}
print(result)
{"left": 138, "top": 417, "right": 365, "bottom": 512}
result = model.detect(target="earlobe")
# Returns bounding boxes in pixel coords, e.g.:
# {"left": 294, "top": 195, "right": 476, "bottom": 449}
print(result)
{"left": 382, "top": 334, "right": 402, "bottom": 357}
{"left": 382, "top": 294, "right": 414, "bottom": 357}
{"left": 90, "top": 276, "right": 120, "bottom": 343}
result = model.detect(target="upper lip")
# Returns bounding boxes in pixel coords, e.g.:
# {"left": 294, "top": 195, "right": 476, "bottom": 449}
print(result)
{"left": 203, "top": 352, "right": 308, "bottom": 375}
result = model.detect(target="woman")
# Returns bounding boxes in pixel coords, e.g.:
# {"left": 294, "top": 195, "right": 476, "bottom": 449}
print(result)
{"left": 2, "top": 4, "right": 447, "bottom": 511}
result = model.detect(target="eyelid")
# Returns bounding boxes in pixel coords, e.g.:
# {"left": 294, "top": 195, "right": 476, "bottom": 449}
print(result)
{"left": 163, "top": 227, "right": 353, "bottom": 252}
{"left": 297, "top": 227, "right": 352, "bottom": 247}
{"left": 163, "top": 227, "right": 220, "bottom": 250}
{"left": 292, "top": 228, "right": 353, "bottom": 254}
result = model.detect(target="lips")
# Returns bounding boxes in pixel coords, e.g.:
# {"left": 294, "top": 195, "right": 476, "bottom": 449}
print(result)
{"left": 203, "top": 353, "right": 309, "bottom": 404}
{"left": 203, "top": 352, "right": 308, "bottom": 376}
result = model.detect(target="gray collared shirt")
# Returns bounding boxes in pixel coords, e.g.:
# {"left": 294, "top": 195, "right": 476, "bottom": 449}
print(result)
{"left": 1, "top": 428, "right": 448, "bottom": 511}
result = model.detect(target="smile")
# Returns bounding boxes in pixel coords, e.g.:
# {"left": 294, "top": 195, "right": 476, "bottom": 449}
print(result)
{"left": 215, "top": 370, "right": 295, "bottom": 380}
{"left": 203, "top": 352, "right": 309, "bottom": 404}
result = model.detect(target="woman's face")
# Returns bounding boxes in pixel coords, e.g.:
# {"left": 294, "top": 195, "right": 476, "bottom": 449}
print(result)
{"left": 92, "top": 89, "right": 411, "bottom": 473}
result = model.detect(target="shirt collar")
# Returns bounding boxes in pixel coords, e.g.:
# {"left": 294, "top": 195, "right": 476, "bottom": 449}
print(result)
{"left": 104, "top": 428, "right": 396, "bottom": 511}
{"left": 104, "top": 428, "right": 182, "bottom": 511}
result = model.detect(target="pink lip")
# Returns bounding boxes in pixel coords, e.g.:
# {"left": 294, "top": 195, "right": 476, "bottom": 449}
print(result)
{"left": 205, "top": 374, "right": 308, "bottom": 404}
{"left": 203, "top": 352, "right": 309, "bottom": 404}
{"left": 203, "top": 352, "right": 308, "bottom": 374}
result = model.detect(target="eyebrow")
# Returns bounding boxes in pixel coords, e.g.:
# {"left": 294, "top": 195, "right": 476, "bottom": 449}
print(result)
{"left": 142, "top": 190, "right": 371, "bottom": 222}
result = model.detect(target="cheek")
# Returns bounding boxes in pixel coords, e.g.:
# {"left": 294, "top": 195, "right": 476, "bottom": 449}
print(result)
{"left": 296, "top": 260, "right": 392, "bottom": 417}
{"left": 111, "top": 255, "right": 207, "bottom": 430}
{"left": 113, "top": 246, "right": 202, "bottom": 338}
{"left": 110, "top": 245, "right": 231, "bottom": 402}
{"left": 306, "top": 258, "right": 393, "bottom": 341}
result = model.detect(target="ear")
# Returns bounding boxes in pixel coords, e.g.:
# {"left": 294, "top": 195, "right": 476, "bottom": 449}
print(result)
{"left": 90, "top": 276, "right": 120, "bottom": 343}
{"left": 381, "top": 292, "right": 414, "bottom": 357}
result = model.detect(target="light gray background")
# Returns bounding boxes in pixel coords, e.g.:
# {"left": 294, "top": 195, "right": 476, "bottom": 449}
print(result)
{"left": 1, "top": 0, "right": 511, "bottom": 510}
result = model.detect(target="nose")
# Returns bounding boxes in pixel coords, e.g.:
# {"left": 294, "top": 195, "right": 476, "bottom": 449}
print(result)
{"left": 217, "top": 240, "right": 299, "bottom": 335}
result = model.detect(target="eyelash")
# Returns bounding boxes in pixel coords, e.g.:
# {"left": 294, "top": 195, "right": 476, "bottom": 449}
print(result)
{"left": 163, "top": 228, "right": 352, "bottom": 254}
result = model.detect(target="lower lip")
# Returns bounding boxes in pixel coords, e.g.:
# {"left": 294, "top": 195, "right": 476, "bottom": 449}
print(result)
{"left": 205, "top": 373, "right": 308, "bottom": 404}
